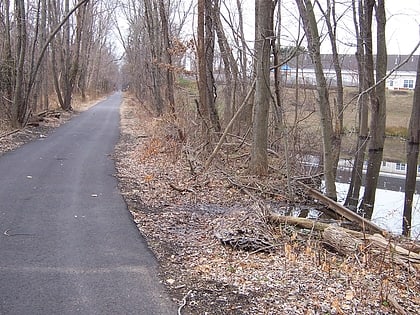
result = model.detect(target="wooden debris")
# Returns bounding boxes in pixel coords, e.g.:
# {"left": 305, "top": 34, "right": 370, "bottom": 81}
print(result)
{"left": 0, "top": 129, "right": 20, "bottom": 139}
{"left": 322, "top": 225, "right": 363, "bottom": 256}
{"left": 296, "top": 181, "right": 388, "bottom": 235}
{"left": 268, "top": 213, "right": 364, "bottom": 238}
{"left": 367, "top": 234, "right": 420, "bottom": 266}
{"left": 387, "top": 295, "right": 408, "bottom": 315}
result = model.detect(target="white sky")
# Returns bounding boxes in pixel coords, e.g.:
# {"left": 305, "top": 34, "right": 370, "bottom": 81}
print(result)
{"left": 238, "top": 0, "right": 420, "bottom": 55}
{"left": 385, "top": 0, "right": 420, "bottom": 54}
{"left": 114, "top": 1, "right": 420, "bottom": 56}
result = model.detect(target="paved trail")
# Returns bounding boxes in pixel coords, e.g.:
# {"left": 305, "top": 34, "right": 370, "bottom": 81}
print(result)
{"left": 0, "top": 93, "right": 176, "bottom": 314}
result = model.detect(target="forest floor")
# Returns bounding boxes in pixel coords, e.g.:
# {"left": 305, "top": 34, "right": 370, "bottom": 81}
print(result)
{"left": 1, "top": 94, "right": 418, "bottom": 314}
{"left": 114, "top": 95, "right": 419, "bottom": 315}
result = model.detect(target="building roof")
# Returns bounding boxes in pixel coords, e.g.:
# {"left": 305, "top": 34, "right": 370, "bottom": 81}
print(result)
{"left": 284, "top": 53, "right": 419, "bottom": 72}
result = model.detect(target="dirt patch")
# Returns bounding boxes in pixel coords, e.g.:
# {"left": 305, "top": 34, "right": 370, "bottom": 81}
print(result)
{"left": 115, "top": 95, "right": 419, "bottom": 315}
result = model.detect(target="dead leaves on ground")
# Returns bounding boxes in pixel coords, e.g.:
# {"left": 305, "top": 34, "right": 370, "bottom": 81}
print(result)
{"left": 115, "top": 96, "right": 419, "bottom": 315}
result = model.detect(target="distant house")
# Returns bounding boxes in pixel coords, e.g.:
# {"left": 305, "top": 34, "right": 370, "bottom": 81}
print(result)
{"left": 281, "top": 53, "right": 418, "bottom": 90}
{"left": 386, "top": 55, "right": 418, "bottom": 90}
{"left": 338, "top": 159, "right": 420, "bottom": 178}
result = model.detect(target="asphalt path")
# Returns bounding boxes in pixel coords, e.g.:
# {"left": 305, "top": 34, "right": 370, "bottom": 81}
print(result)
{"left": 0, "top": 93, "right": 176, "bottom": 314}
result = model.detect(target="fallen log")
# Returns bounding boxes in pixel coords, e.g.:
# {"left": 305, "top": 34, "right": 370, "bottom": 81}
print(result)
{"left": 268, "top": 213, "right": 420, "bottom": 269}
{"left": 322, "top": 225, "right": 363, "bottom": 256}
{"left": 296, "top": 181, "right": 388, "bottom": 235}
{"left": 268, "top": 213, "right": 365, "bottom": 238}
{"left": 367, "top": 234, "right": 420, "bottom": 265}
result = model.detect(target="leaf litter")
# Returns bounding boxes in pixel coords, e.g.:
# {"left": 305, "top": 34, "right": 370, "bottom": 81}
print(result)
{"left": 115, "top": 96, "right": 419, "bottom": 315}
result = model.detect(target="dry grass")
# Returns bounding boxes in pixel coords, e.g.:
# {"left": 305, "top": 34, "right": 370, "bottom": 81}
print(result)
{"left": 266, "top": 85, "right": 413, "bottom": 161}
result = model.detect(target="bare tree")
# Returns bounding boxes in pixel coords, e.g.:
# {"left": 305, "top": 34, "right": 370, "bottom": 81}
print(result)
{"left": 158, "top": 0, "right": 175, "bottom": 114}
{"left": 316, "top": 0, "right": 345, "bottom": 182}
{"left": 0, "top": 0, "right": 14, "bottom": 124}
{"left": 11, "top": 0, "right": 28, "bottom": 127}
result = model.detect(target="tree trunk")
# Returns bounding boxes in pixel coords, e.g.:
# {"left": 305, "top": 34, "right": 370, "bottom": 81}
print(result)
{"left": 197, "top": 0, "right": 210, "bottom": 132}
{"left": 2, "top": 0, "right": 14, "bottom": 121}
{"left": 144, "top": 0, "right": 164, "bottom": 115}
{"left": 197, "top": 0, "right": 221, "bottom": 136}
{"left": 345, "top": 0, "right": 370, "bottom": 209}
{"left": 295, "top": 0, "right": 337, "bottom": 200}
{"left": 361, "top": 0, "right": 387, "bottom": 218}
{"left": 249, "top": 0, "right": 274, "bottom": 175}
{"left": 403, "top": 54, "right": 420, "bottom": 237}
{"left": 213, "top": 0, "right": 240, "bottom": 127}
{"left": 204, "top": 0, "right": 221, "bottom": 133}
{"left": 11, "top": 0, "right": 27, "bottom": 128}
{"left": 316, "top": 0, "right": 344, "bottom": 182}
{"left": 158, "top": 0, "right": 175, "bottom": 114}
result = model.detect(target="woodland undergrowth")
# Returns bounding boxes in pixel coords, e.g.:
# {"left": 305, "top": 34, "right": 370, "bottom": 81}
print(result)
{"left": 115, "top": 95, "right": 419, "bottom": 315}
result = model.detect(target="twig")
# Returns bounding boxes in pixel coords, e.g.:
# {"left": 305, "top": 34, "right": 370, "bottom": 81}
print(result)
{"left": 387, "top": 295, "right": 408, "bottom": 315}
{"left": 0, "top": 129, "right": 21, "bottom": 139}
{"left": 354, "top": 253, "right": 363, "bottom": 268}
{"left": 169, "top": 183, "right": 194, "bottom": 193}
{"left": 178, "top": 290, "right": 192, "bottom": 315}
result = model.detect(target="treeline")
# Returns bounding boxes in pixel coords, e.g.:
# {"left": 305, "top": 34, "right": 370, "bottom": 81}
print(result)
{"left": 0, "top": 0, "right": 120, "bottom": 129}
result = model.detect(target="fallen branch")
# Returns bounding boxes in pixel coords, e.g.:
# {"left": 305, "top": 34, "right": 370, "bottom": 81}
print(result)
{"left": 322, "top": 225, "right": 363, "bottom": 256}
{"left": 0, "top": 129, "right": 21, "bottom": 139}
{"left": 169, "top": 183, "right": 194, "bottom": 193}
{"left": 268, "top": 214, "right": 420, "bottom": 268}
{"left": 387, "top": 295, "right": 408, "bottom": 315}
{"left": 296, "top": 181, "right": 387, "bottom": 235}
{"left": 268, "top": 213, "right": 364, "bottom": 238}
{"left": 367, "top": 234, "right": 420, "bottom": 265}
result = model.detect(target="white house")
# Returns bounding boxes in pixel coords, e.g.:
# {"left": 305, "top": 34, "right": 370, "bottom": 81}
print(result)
{"left": 281, "top": 53, "right": 418, "bottom": 90}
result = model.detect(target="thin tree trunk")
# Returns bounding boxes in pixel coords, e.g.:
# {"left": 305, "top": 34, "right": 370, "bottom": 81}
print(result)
{"left": 158, "top": 0, "right": 175, "bottom": 114}
{"left": 345, "top": 0, "right": 369, "bottom": 209}
{"left": 316, "top": 0, "right": 344, "bottom": 182}
{"left": 403, "top": 55, "right": 420, "bottom": 237}
{"left": 361, "top": 0, "right": 387, "bottom": 218}
{"left": 213, "top": 0, "right": 240, "bottom": 127}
